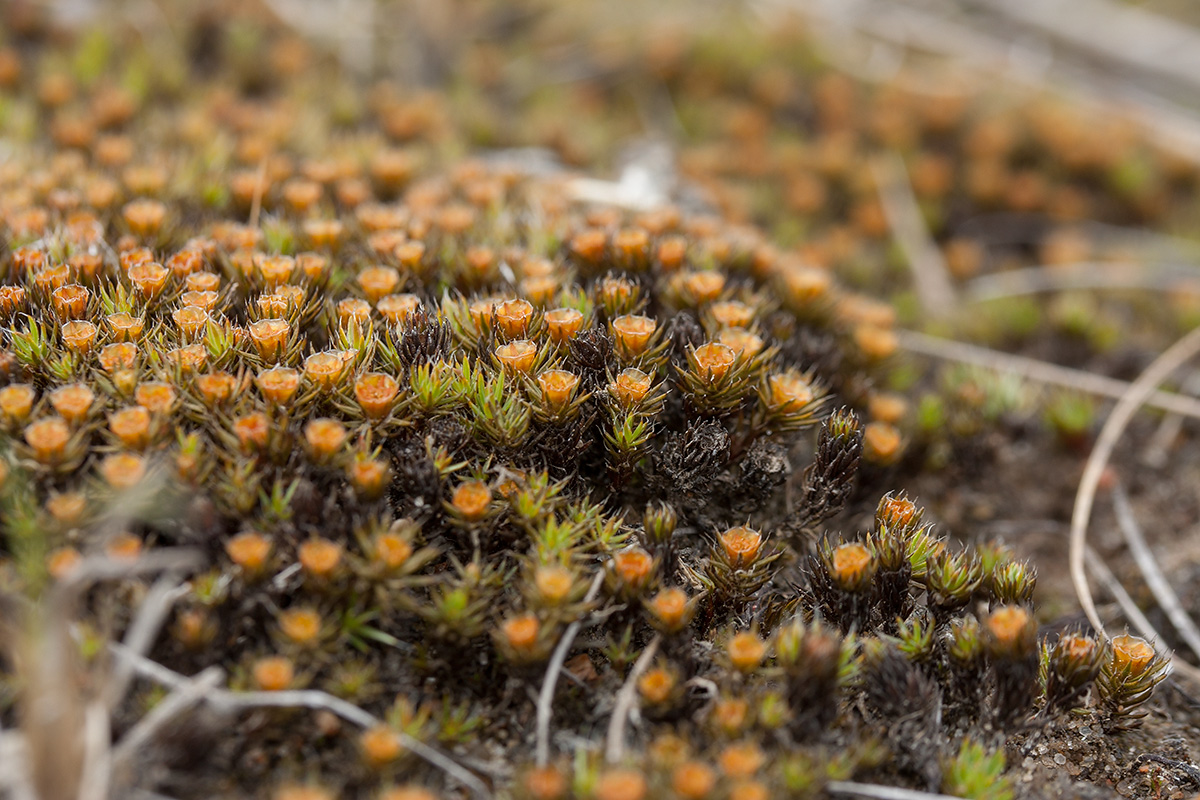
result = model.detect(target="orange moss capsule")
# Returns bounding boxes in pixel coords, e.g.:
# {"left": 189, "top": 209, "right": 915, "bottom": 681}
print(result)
{"left": 719, "top": 527, "right": 763, "bottom": 569}
{"left": 594, "top": 770, "right": 646, "bottom": 800}
{"left": 227, "top": 531, "right": 272, "bottom": 574}
{"left": 257, "top": 367, "right": 301, "bottom": 406}
{"left": 495, "top": 298, "right": 534, "bottom": 338}
{"left": 501, "top": 613, "right": 541, "bottom": 655}
{"left": 195, "top": 371, "right": 237, "bottom": 406}
{"left": 534, "top": 565, "right": 574, "bottom": 606}
{"left": 61, "top": 320, "right": 98, "bottom": 353}
{"left": 248, "top": 319, "right": 292, "bottom": 362}
{"left": 51, "top": 284, "right": 89, "bottom": 319}
{"left": 255, "top": 255, "right": 295, "bottom": 288}
{"left": 127, "top": 261, "right": 170, "bottom": 299}
{"left": 0, "top": 384, "right": 36, "bottom": 423}
{"left": 233, "top": 412, "right": 270, "bottom": 452}
{"left": 348, "top": 457, "right": 391, "bottom": 500}
{"left": 135, "top": 382, "right": 177, "bottom": 414}
{"left": 609, "top": 368, "right": 653, "bottom": 408}
{"left": 360, "top": 725, "right": 404, "bottom": 768}
{"left": 110, "top": 406, "right": 151, "bottom": 450}
{"left": 611, "top": 547, "right": 655, "bottom": 592}
{"left": 34, "top": 264, "right": 70, "bottom": 292}
{"left": 298, "top": 538, "right": 343, "bottom": 578}
{"left": 780, "top": 264, "right": 832, "bottom": 308}
{"left": 46, "top": 492, "right": 87, "bottom": 525}
{"left": 639, "top": 668, "right": 676, "bottom": 705}
{"left": 0, "top": 285, "right": 26, "bottom": 315}
{"left": 395, "top": 241, "right": 426, "bottom": 270}
{"left": 337, "top": 298, "right": 372, "bottom": 327}
{"left": 868, "top": 392, "right": 908, "bottom": 425}
{"left": 538, "top": 369, "right": 579, "bottom": 411}
{"left": 355, "top": 372, "right": 400, "bottom": 419}
{"left": 107, "top": 313, "right": 144, "bottom": 341}
{"left": 105, "top": 532, "right": 142, "bottom": 561}
{"left": 1110, "top": 634, "right": 1156, "bottom": 677}
{"left": 357, "top": 266, "right": 401, "bottom": 304}
{"left": 729, "top": 780, "right": 769, "bottom": 800}
{"left": 186, "top": 271, "right": 221, "bottom": 293}
{"left": 523, "top": 765, "right": 567, "bottom": 800}
{"left": 718, "top": 743, "right": 765, "bottom": 779}
{"left": 985, "top": 605, "right": 1036, "bottom": 659}
{"left": 521, "top": 275, "right": 559, "bottom": 306}
{"left": 304, "top": 351, "right": 349, "bottom": 389}
{"left": 569, "top": 229, "right": 607, "bottom": 263}
{"left": 180, "top": 290, "right": 218, "bottom": 311}
{"left": 611, "top": 315, "right": 657, "bottom": 357}
{"left": 672, "top": 762, "right": 717, "bottom": 800}
{"left": 304, "top": 418, "right": 347, "bottom": 460}
{"left": 728, "top": 632, "right": 767, "bottom": 673}
{"left": 252, "top": 656, "right": 294, "bottom": 691}
{"left": 830, "top": 542, "right": 875, "bottom": 591}
{"left": 682, "top": 270, "right": 726, "bottom": 304}
{"left": 173, "top": 306, "right": 210, "bottom": 340}
{"left": 303, "top": 219, "right": 345, "bottom": 249}
{"left": 691, "top": 342, "right": 736, "bottom": 382}
{"left": 646, "top": 587, "right": 690, "bottom": 633}
{"left": 49, "top": 384, "right": 95, "bottom": 425}
{"left": 377, "top": 293, "right": 421, "bottom": 324}
{"left": 279, "top": 608, "right": 323, "bottom": 646}
{"left": 544, "top": 307, "right": 584, "bottom": 343}
{"left": 854, "top": 325, "right": 898, "bottom": 362}
{"left": 495, "top": 340, "right": 537, "bottom": 374}
{"left": 713, "top": 320, "right": 764, "bottom": 357}
{"left": 47, "top": 546, "right": 82, "bottom": 580}
{"left": 374, "top": 532, "right": 413, "bottom": 571}
{"left": 863, "top": 421, "right": 903, "bottom": 466}
{"left": 99, "top": 452, "right": 147, "bottom": 490}
{"left": 123, "top": 199, "right": 166, "bottom": 237}
{"left": 451, "top": 480, "right": 492, "bottom": 521}
{"left": 710, "top": 300, "right": 755, "bottom": 329}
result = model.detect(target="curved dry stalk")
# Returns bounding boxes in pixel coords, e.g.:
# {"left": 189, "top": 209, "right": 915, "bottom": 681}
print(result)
{"left": 826, "top": 781, "right": 963, "bottom": 800}
{"left": 1069, "top": 324, "right": 1200, "bottom": 639}
{"left": 535, "top": 570, "right": 605, "bottom": 767}
{"left": 873, "top": 153, "right": 957, "bottom": 317}
{"left": 899, "top": 330, "right": 1200, "bottom": 420}
{"left": 965, "top": 261, "right": 1200, "bottom": 303}
{"left": 1112, "top": 482, "right": 1200, "bottom": 664}
{"left": 604, "top": 633, "right": 661, "bottom": 764}
{"left": 109, "top": 644, "right": 490, "bottom": 799}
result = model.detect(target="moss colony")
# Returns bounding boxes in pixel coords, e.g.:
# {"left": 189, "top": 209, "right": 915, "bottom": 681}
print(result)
{"left": 0, "top": 2, "right": 1190, "bottom": 800}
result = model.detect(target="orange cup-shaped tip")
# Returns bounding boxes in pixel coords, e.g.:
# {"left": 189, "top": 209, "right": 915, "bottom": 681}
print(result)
{"left": 451, "top": 479, "right": 492, "bottom": 521}
{"left": 769, "top": 373, "right": 814, "bottom": 412}
{"left": 49, "top": 384, "right": 95, "bottom": 425}
{"left": 298, "top": 537, "right": 343, "bottom": 578}
{"left": 304, "top": 418, "right": 347, "bottom": 460}
{"left": 594, "top": 770, "right": 647, "bottom": 800}
{"left": 127, "top": 261, "right": 170, "bottom": 299}
{"left": 537, "top": 369, "right": 579, "bottom": 411}
{"left": 0, "top": 384, "right": 36, "bottom": 423}
{"left": 304, "top": 350, "right": 348, "bottom": 389}
{"left": 692, "top": 342, "right": 736, "bottom": 382}
{"left": 610, "top": 367, "right": 653, "bottom": 409}
{"left": 612, "top": 547, "right": 655, "bottom": 590}
{"left": 494, "top": 298, "right": 534, "bottom": 338}
{"left": 25, "top": 417, "right": 71, "bottom": 463}
{"left": 233, "top": 412, "right": 270, "bottom": 452}
{"left": 719, "top": 526, "right": 763, "bottom": 569}
{"left": 51, "top": 284, "right": 89, "bottom": 319}
{"left": 107, "top": 312, "right": 144, "bottom": 341}
{"left": 257, "top": 367, "right": 301, "bottom": 406}
{"left": 683, "top": 270, "right": 725, "bottom": 304}
{"left": 61, "top": 320, "right": 98, "bottom": 353}
{"left": 99, "top": 452, "right": 147, "bottom": 490}
{"left": 173, "top": 305, "right": 210, "bottom": 339}
{"left": 727, "top": 631, "right": 767, "bottom": 673}
{"left": 1110, "top": 634, "right": 1156, "bottom": 677}
{"left": 710, "top": 300, "right": 754, "bottom": 329}
{"left": 374, "top": 532, "right": 413, "bottom": 571}
{"left": 718, "top": 328, "right": 764, "bottom": 359}
{"left": 135, "top": 381, "right": 177, "bottom": 414}
{"left": 355, "top": 372, "right": 400, "bottom": 419}
{"left": 110, "top": 406, "right": 151, "bottom": 449}
{"left": 534, "top": 565, "right": 574, "bottom": 606}
{"left": 544, "top": 307, "right": 584, "bottom": 343}
{"left": 611, "top": 314, "right": 657, "bottom": 357}
{"left": 249, "top": 319, "right": 291, "bottom": 361}
{"left": 377, "top": 293, "right": 421, "bottom": 324}
{"left": 495, "top": 339, "right": 537, "bottom": 374}
{"left": 252, "top": 656, "right": 294, "bottom": 691}
{"left": 227, "top": 531, "right": 272, "bottom": 573}
{"left": 502, "top": 613, "right": 541, "bottom": 653}
{"left": 337, "top": 297, "right": 371, "bottom": 327}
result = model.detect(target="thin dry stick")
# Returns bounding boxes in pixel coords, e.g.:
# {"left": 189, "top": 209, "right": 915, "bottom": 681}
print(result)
{"left": 76, "top": 701, "right": 112, "bottom": 800}
{"left": 536, "top": 571, "right": 605, "bottom": 767}
{"left": 110, "top": 644, "right": 490, "bottom": 799}
{"left": 111, "top": 668, "right": 224, "bottom": 774}
{"left": 964, "top": 261, "right": 1200, "bottom": 303}
{"left": 1068, "top": 323, "right": 1200, "bottom": 640}
{"left": 872, "top": 153, "right": 957, "bottom": 317}
{"left": 604, "top": 633, "right": 661, "bottom": 764}
{"left": 826, "top": 781, "right": 963, "bottom": 800}
{"left": 898, "top": 330, "right": 1200, "bottom": 420}
{"left": 105, "top": 578, "right": 191, "bottom": 709}
{"left": 1112, "top": 482, "right": 1200, "bottom": 663}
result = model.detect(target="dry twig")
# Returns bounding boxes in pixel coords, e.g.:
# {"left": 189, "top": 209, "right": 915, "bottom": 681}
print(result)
{"left": 536, "top": 570, "right": 605, "bottom": 767}
{"left": 1068, "top": 324, "right": 1200, "bottom": 641}
{"left": 604, "top": 633, "right": 661, "bottom": 764}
